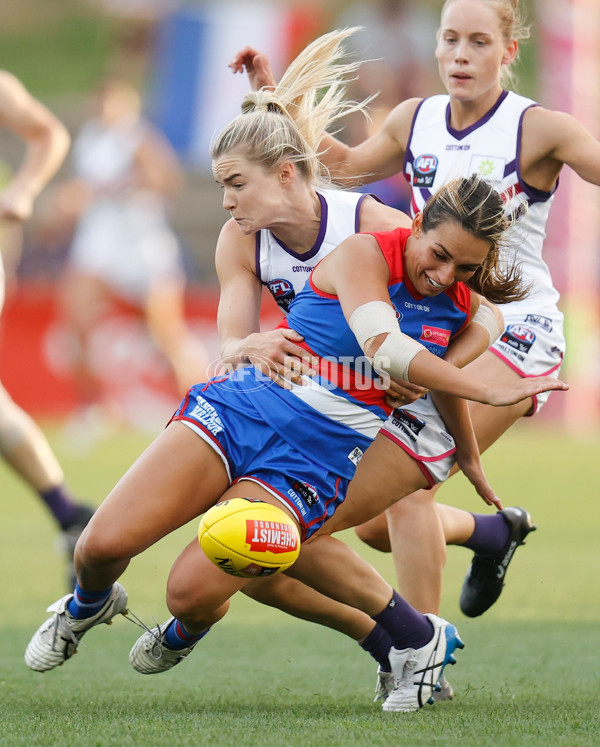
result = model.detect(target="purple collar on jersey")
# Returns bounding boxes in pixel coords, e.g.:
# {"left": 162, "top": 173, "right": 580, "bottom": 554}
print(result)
{"left": 445, "top": 90, "right": 509, "bottom": 141}
{"left": 254, "top": 192, "right": 328, "bottom": 281}
{"left": 273, "top": 191, "right": 328, "bottom": 260}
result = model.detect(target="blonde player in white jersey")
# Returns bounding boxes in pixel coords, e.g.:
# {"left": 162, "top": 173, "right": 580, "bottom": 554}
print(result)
{"left": 217, "top": 187, "right": 410, "bottom": 374}
{"left": 230, "top": 0, "right": 600, "bottom": 627}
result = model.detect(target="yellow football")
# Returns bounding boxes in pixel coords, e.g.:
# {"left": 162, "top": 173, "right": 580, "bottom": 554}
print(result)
{"left": 198, "top": 498, "right": 301, "bottom": 578}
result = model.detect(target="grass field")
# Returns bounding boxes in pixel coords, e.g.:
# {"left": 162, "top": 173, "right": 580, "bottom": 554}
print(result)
{"left": 1, "top": 420, "right": 599, "bottom": 746}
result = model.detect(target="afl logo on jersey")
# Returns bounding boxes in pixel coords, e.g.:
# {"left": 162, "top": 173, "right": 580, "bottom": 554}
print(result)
{"left": 413, "top": 154, "right": 438, "bottom": 188}
{"left": 268, "top": 278, "right": 295, "bottom": 312}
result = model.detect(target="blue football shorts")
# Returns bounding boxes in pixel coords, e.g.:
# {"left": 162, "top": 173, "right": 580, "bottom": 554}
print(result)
{"left": 171, "top": 378, "right": 354, "bottom": 540}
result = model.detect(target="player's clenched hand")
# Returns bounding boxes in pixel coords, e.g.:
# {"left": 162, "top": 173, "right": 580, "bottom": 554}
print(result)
{"left": 384, "top": 376, "right": 428, "bottom": 409}
{"left": 242, "top": 328, "right": 316, "bottom": 388}
{"left": 229, "top": 46, "right": 277, "bottom": 91}
{"left": 487, "top": 375, "right": 569, "bottom": 407}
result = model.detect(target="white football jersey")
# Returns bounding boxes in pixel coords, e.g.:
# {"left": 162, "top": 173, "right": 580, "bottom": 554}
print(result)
{"left": 404, "top": 91, "right": 561, "bottom": 317}
{"left": 256, "top": 188, "right": 368, "bottom": 313}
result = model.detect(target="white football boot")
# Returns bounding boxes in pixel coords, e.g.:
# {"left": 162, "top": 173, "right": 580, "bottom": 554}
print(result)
{"left": 373, "top": 666, "right": 394, "bottom": 702}
{"left": 382, "top": 614, "right": 464, "bottom": 712}
{"left": 129, "top": 617, "right": 199, "bottom": 674}
{"left": 375, "top": 665, "right": 455, "bottom": 703}
{"left": 25, "top": 583, "right": 128, "bottom": 672}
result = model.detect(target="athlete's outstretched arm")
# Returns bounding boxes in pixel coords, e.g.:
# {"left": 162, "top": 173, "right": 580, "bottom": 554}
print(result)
{"left": 312, "top": 234, "right": 569, "bottom": 407}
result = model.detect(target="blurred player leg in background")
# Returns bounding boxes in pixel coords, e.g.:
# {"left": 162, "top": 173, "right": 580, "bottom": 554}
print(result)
{"left": 0, "top": 70, "right": 95, "bottom": 588}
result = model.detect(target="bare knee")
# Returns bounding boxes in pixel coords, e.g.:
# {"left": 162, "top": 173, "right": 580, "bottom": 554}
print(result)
{"left": 74, "top": 524, "right": 130, "bottom": 569}
{"left": 355, "top": 514, "right": 391, "bottom": 553}
{"left": 166, "top": 573, "right": 230, "bottom": 628}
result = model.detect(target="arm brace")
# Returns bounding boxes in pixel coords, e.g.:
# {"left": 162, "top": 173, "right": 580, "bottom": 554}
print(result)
{"left": 471, "top": 303, "right": 504, "bottom": 346}
{"left": 348, "top": 300, "right": 426, "bottom": 381}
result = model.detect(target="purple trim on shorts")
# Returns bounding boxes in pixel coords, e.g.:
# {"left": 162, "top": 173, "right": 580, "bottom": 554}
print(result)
{"left": 254, "top": 232, "right": 262, "bottom": 282}
{"left": 446, "top": 90, "right": 509, "bottom": 141}
{"left": 273, "top": 192, "right": 328, "bottom": 261}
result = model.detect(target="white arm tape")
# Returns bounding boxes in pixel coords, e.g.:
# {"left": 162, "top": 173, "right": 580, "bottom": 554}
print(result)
{"left": 348, "top": 300, "right": 426, "bottom": 381}
{"left": 471, "top": 303, "right": 504, "bottom": 346}
{"left": 348, "top": 300, "right": 400, "bottom": 350}
{"left": 371, "top": 329, "right": 426, "bottom": 382}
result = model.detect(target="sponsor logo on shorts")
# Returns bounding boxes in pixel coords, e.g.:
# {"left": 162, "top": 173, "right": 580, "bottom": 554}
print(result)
{"left": 500, "top": 324, "right": 535, "bottom": 354}
{"left": 268, "top": 278, "right": 295, "bottom": 312}
{"left": 413, "top": 154, "right": 438, "bottom": 187}
{"left": 420, "top": 325, "right": 451, "bottom": 347}
{"left": 290, "top": 480, "right": 320, "bottom": 509}
{"left": 391, "top": 409, "right": 426, "bottom": 443}
{"left": 347, "top": 446, "right": 364, "bottom": 466}
{"left": 525, "top": 314, "right": 553, "bottom": 332}
{"left": 245, "top": 520, "right": 299, "bottom": 554}
{"left": 190, "top": 396, "right": 224, "bottom": 435}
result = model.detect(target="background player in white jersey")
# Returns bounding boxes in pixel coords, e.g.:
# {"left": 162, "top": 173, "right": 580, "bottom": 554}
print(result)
{"left": 230, "top": 0, "right": 600, "bottom": 622}
{"left": 54, "top": 78, "right": 208, "bottom": 424}
{"left": 0, "top": 70, "right": 95, "bottom": 589}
